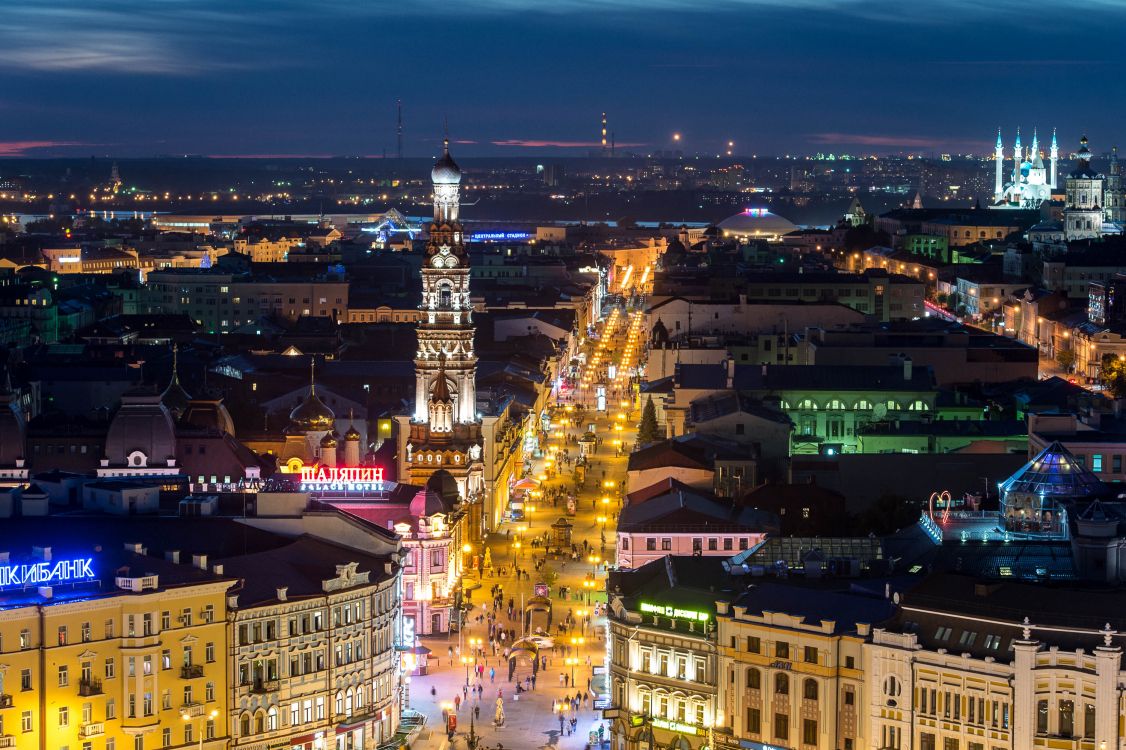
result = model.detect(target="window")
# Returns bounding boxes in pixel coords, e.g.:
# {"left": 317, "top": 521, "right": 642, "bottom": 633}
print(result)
{"left": 162, "top": 728, "right": 171, "bottom": 747}
{"left": 20, "top": 669, "right": 30, "bottom": 691}
{"left": 958, "top": 631, "right": 977, "bottom": 647}
{"left": 1058, "top": 699, "right": 1075, "bottom": 738}
{"left": 775, "top": 673, "right": 789, "bottom": 695}
{"left": 105, "top": 658, "right": 115, "bottom": 679}
{"left": 773, "top": 713, "right": 788, "bottom": 740}
{"left": 747, "top": 636, "right": 761, "bottom": 653}
{"left": 843, "top": 687, "right": 854, "bottom": 706}
{"left": 58, "top": 706, "right": 69, "bottom": 727}
{"left": 934, "top": 626, "right": 952, "bottom": 641}
{"left": 802, "top": 719, "right": 817, "bottom": 745}
{"left": 1092, "top": 454, "right": 1104, "bottom": 473}
{"left": 803, "top": 679, "right": 818, "bottom": 700}
{"left": 983, "top": 634, "right": 1002, "bottom": 650}
{"left": 776, "top": 642, "right": 790, "bottom": 660}
{"left": 58, "top": 665, "right": 68, "bottom": 687}
{"left": 646, "top": 538, "right": 656, "bottom": 551}
{"left": 21, "top": 711, "right": 31, "bottom": 733}
{"left": 746, "top": 707, "right": 761, "bottom": 734}
{"left": 884, "top": 675, "right": 901, "bottom": 697}
{"left": 661, "top": 538, "right": 672, "bottom": 551}
{"left": 1036, "top": 700, "right": 1048, "bottom": 734}
{"left": 746, "top": 668, "right": 761, "bottom": 689}
{"left": 803, "top": 646, "right": 817, "bottom": 664}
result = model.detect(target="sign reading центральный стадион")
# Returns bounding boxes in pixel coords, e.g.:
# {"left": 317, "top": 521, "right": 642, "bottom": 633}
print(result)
{"left": 0, "top": 558, "right": 95, "bottom": 589}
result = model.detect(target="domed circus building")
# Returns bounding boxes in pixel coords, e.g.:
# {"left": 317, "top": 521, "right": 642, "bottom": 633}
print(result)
{"left": 715, "top": 207, "right": 798, "bottom": 241}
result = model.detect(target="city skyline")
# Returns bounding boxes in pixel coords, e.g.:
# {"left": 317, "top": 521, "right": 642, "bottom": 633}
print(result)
{"left": 3, "top": 0, "right": 1125, "bottom": 157}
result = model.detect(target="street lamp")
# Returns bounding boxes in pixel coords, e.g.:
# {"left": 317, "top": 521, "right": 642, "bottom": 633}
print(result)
{"left": 462, "top": 655, "right": 471, "bottom": 686}
{"left": 181, "top": 708, "right": 219, "bottom": 750}
{"left": 566, "top": 656, "right": 579, "bottom": 687}
{"left": 557, "top": 702, "right": 568, "bottom": 733}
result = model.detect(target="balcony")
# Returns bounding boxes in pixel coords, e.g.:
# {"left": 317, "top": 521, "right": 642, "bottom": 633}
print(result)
{"left": 81, "top": 722, "right": 106, "bottom": 738}
{"left": 0, "top": 695, "right": 11, "bottom": 708}
{"left": 181, "top": 702, "right": 204, "bottom": 718}
{"left": 78, "top": 678, "right": 103, "bottom": 696}
{"left": 0, "top": 735, "right": 14, "bottom": 748}
{"left": 180, "top": 664, "right": 205, "bottom": 679}
{"left": 249, "top": 678, "right": 279, "bottom": 694}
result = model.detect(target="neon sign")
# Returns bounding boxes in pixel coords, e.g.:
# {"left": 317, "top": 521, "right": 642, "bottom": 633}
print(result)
{"left": 639, "top": 602, "right": 709, "bottom": 622}
{"left": 0, "top": 558, "right": 95, "bottom": 589}
{"left": 299, "top": 466, "right": 385, "bottom": 491}
{"left": 469, "top": 232, "right": 532, "bottom": 242}
{"left": 651, "top": 718, "right": 698, "bottom": 735}
{"left": 742, "top": 208, "right": 769, "bottom": 217}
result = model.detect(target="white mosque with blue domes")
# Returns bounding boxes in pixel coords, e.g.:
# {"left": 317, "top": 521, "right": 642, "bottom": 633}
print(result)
{"left": 992, "top": 127, "right": 1059, "bottom": 209}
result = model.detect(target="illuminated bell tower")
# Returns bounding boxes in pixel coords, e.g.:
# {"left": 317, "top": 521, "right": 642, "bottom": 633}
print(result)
{"left": 413, "top": 138, "right": 478, "bottom": 426}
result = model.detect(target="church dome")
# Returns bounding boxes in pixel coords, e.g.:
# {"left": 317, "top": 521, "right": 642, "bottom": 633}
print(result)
{"left": 716, "top": 208, "right": 797, "bottom": 241}
{"left": 431, "top": 140, "right": 462, "bottom": 185}
{"left": 160, "top": 347, "right": 191, "bottom": 419}
{"left": 290, "top": 388, "right": 335, "bottom": 432}
{"left": 344, "top": 425, "right": 361, "bottom": 441}
{"left": 320, "top": 432, "right": 338, "bottom": 448}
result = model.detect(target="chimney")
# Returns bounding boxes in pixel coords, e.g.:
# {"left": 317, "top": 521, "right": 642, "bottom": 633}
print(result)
{"left": 192, "top": 554, "right": 208, "bottom": 571}
{"left": 725, "top": 357, "right": 735, "bottom": 389}
{"left": 212, "top": 563, "right": 224, "bottom": 575}
{"left": 902, "top": 355, "right": 913, "bottom": 381}
{"left": 165, "top": 550, "right": 180, "bottom": 564}
{"left": 276, "top": 586, "right": 288, "bottom": 601}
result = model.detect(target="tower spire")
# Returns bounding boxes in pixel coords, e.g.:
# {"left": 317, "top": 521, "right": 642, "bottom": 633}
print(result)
{"left": 309, "top": 357, "right": 316, "bottom": 395}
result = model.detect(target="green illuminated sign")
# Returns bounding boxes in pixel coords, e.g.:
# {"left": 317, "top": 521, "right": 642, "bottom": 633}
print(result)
{"left": 652, "top": 718, "right": 699, "bottom": 735}
{"left": 639, "top": 602, "right": 709, "bottom": 622}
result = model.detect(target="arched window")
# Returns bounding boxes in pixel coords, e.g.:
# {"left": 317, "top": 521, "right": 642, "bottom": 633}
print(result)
{"left": 354, "top": 685, "right": 364, "bottom": 709}
{"left": 855, "top": 399, "right": 872, "bottom": 411}
{"left": 884, "top": 675, "right": 901, "bottom": 697}
{"left": 775, "top": 673, "right": 789, "bottom": 695}
{"left": 344, "top": 687, "right": 353, "bottom": 715}
{"left": 266, "top": 706, "right": 277, "bottom": 731}
{"left": 335, "top": 691, "right": 344, "bottom": 716}
{"left": 886, "top": 399, "right": 901, "bottom": 411}
{"left": 240, "top": 714, "right": 251, "bottom": 736}
{"left": 746, "top": 667, "right": 761, "bottom": 689}
{"left": 438, "top": 285, "right": 452, "bottom": 309}
{"left": 255, "top": 711, "right": 265, "bottom": 733}
{"left": 826, "top": 399, "right": 845, "bottom": 410}
{"left": 797, "top": 398, "right": 818, "bottom": 411}
{"left": 803, "top": 678, "right": 819, "bottom": 700}
{"left": 908, "top": 400, "right": 929, "bottom": 411}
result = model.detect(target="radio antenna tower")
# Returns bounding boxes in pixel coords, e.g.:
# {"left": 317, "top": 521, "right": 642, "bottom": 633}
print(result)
{"left": 396, "top": 99, "right": 403, "bottom": 160}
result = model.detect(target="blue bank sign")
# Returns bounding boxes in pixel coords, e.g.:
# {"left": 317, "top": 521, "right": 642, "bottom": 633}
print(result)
{"left": 0, "top": 558, "right": 95, "bottom": 589}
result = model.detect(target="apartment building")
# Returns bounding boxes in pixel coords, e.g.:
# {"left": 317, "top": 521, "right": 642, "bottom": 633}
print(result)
{"left": 0, "top": 544, "right": 232, "bottom": 750}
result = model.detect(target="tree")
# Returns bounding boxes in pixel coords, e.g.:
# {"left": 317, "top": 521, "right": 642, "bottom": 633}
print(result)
{"left": 637, "top": 396, "right": 661, "bottom": 445}
{"left": 1056, "top": 349, "right": 1077, "bottom": 374}
{"left": 1101, "top": 353, "right": 1126, "bottom": 398}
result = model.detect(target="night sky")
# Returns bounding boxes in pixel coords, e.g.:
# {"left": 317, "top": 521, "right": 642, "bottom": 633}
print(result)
{"left": 3, "top": 0, "right": 1124, "bottom": 158}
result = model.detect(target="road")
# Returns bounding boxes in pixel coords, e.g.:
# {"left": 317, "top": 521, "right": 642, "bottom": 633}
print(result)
{"left": 407, "top": 297, "right": 647, "bottom": 750}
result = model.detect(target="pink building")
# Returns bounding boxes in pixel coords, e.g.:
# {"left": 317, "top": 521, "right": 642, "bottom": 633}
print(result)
{"left": 615, "top": 478, "right": 778, "bottom": 569}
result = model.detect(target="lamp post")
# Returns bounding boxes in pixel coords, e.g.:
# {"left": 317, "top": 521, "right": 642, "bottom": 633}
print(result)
{"left": 181, "top": 708, "right": 219, "bottom": 750}
{"left": 565, "top": 657, "right": 579, "bottom": 688}
{"left": 462, "top": 655, "right": 471, "bottom": 686}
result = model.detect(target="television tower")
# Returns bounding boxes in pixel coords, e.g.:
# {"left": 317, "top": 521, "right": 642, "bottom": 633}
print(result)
{"left": 396, "top": 99, "right": 403, "bottom": 160}
{"left": 601, "top": 112, "right": 608, "bottom": 155}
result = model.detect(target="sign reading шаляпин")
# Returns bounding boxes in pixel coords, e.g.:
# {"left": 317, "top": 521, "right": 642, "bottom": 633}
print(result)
{"left": 0, "top": 558, "right": 95, "bottom": 589}
{"left": 639, "top": 602, "right": 709, "bottom": 622}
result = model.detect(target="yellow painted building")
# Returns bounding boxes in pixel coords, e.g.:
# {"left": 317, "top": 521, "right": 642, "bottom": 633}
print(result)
{"left": 0, "top": 546, "right": 232, "bottom": 750}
